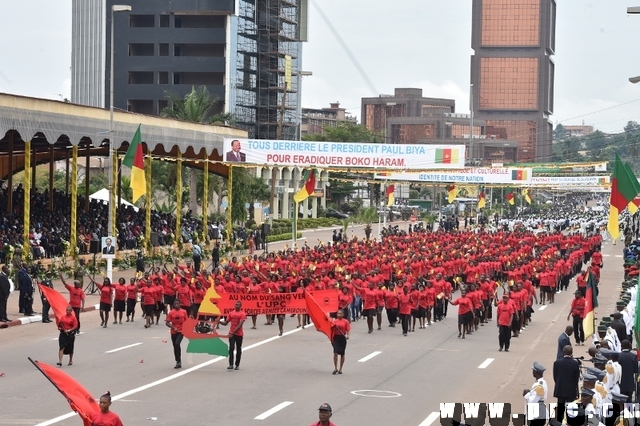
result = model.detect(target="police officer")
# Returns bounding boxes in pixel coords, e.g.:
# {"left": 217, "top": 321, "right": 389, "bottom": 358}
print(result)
{"left": 523, "top": 361, "right": 548, "bottom": 426}
{"left": 40, "top": 272, "right": 54, "bottom": 323}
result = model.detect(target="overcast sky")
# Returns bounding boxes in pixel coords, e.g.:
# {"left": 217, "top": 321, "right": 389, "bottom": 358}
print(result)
{"left": 1, "top": 0, "right": 640, "bottom": 134}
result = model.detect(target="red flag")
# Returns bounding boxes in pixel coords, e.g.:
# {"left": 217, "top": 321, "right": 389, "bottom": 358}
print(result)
{"left": 304, "top": 291, "right": 333, "bottom": 341}
{"left": 30, "top": 359, "right": 100, "bottom": 426}
{"left": 38, "top": 284, "right": 71, "bottom": 327}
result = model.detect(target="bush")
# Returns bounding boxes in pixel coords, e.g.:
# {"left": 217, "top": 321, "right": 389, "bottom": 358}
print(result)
{"left": 245, "top": 219, "right": 256, "bottom": 229}
{"left": 265, "top": 232, "right": 303, "bottom": 243}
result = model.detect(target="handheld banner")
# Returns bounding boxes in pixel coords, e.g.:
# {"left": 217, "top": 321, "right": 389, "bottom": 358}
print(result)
{"left": 213, "top": 289, "right": 340, "bottom": 316}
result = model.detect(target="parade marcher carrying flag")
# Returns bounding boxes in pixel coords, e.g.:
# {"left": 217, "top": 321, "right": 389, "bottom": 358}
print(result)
{"left": 29, "top": 358, "right": 101, "bottom": 426}
{"left": 582, "top": 269, "right": 598, "bottom": 340}
{"left": 37, "top": 284, "right": 71, "bottom": 327}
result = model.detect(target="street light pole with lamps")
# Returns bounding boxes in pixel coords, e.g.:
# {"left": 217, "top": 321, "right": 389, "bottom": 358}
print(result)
{"left": 108, "top": 4, "right": 131, "bottom": 281}
{"left": 469, "top": 83, "right": 474, "bottom": 163}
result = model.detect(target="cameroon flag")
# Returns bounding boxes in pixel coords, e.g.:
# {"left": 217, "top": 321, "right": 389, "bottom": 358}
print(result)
{"left": 293, "top": 169, "right": 316, "bottom": 203}
{"left": 623, "top": 163, "right": 640, "bottom": 214}
{"left": 582, "top": 271, "right": 598, "bottom": 339}
{"left": 435, "top": 148, "right": 459, "bottom": 165}
{"left": 385, "top": 185, "right": 395, "bottom": 207}
{"left": 477, "top": 187, "right": 486, "bottom": 209}
{"left": 608, "top": 155, "right": 639, "bottom": 239}
{"left": 523, "top": 188, "right": 532, "bottom": 204}
{"left": 505, "top": 188, "right": 515, "bottom": 205}
{"left": 447, "top": 184, "right": 456, "bottom": 203}
{"left": 122, "top": 124, "right": 146, "bottom": 203}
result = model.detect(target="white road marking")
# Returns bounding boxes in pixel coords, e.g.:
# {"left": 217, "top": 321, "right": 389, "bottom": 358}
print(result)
{"left": 358, "top": 351, "right": 382, "bottom": 363}
{"left": 538, "top": 305, "right": 547, "bottom": 311}
{"left": 351, "top": 390, "right": 401, "bottom": 398}
{"left": 603, "top": 254, "right": 611, "bottom": 257}
{"left": 615, "top": 255, "right": 623, "bottom": 258}
{"left": 254, "top": 401, "right": 294, "bottom": 420}
{"left": 478, "top": 358, "right": 494, "bottom": 369}
{"left": 105, "top": 342, "right": 143, "bottom": 353}
{"left": 35, "top": 325, "right": 307, "bottom": 426}
{"left": 418, "top": 411, "right": 440, "bottom": 426}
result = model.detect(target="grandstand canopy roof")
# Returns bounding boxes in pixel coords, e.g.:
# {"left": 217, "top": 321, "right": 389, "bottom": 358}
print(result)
{"left": 0, "top": 93, "right": 247, "bottom": 179}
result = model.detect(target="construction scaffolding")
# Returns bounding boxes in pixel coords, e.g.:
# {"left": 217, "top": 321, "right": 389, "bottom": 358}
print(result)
{"left": 236, "top": 0, "right": 301, "bottom": 140}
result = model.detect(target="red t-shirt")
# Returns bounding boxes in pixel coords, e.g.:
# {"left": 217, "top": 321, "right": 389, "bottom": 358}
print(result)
{"left": 570, "top": 297, "right": 586, "bottom": 318}
{"left": 58, "top": 313, "right": 78, "bottom": 331}
{"left": 167, "top": 308, "right": 188, "bottom": 334}
{"left": 176, "top": 285, "right": 192, "bottom": 307}
{"left": 125, "top": 284, "right": 138, "bottom": 300}
{"left": 89, "top": 410, "right": 124, "bottom": 426}
{"left": 398, "top": 294, "right": 412, "bottom": 315}
{"left": 332, "top": 318, "right": 351, "bottom": 337}
{"left": 496, "top": 301, "right": 515, "bottom": 327}
{"left": 112, "top": 284, "right": 126, "bottom": 302}
{"left": 227, "top": 310, "right": 247, "bottom": 336}
{"left": 64, "top": 283, "right": 85, "bottom": 308}
{"left": 450, "top": 296, "right": 473, "bottom": 315}
{"left": 338, "top": 293, "right": 352, "bottom": 309}
{"left": 141, "top": 286, "right": 156, "bottom": 306}
{"left": 97, "top": 284, "right": 113, "bottom": 305}
{"left": 362, "top": 288, "right": 377, "bottom": 310}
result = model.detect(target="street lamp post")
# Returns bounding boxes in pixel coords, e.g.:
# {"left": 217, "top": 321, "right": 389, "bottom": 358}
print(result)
{"left": 108, "top": 4, "right": 131, "bottom": 281}
{"left": 469, "top": 83, "right": 474, "bottom": 163}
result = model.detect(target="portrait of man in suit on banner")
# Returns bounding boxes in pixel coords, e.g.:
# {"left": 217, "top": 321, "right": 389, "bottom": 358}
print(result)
{"left": 102, "top": 237, "right": 116, "bottom": 258}
{"left": 226, "top": 139, "right": 246, "bottom": 162}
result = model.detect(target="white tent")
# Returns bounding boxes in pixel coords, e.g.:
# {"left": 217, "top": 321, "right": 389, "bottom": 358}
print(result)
{"left": 89, "top": 188, "right": 139, "bottom": 212}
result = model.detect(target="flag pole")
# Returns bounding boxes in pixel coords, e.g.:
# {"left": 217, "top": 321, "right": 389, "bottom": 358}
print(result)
{"left": 28, "top": 358, "right": 70, "bottom": 401}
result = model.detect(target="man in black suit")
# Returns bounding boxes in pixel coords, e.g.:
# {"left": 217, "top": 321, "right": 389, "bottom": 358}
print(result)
{"left": 557, "top": 325, "right": 573, "bottom": 360}
{"left": 0, "top": 266, "right": 10, "bottom": 322}
{"left": 553, "top": 345, "right": 580, "bottom": 423}
{"left": 225, "top": 139, "right": 246, "bottom": 162}
{"left": 617, "top": 340, "right": 638, "bottom": 402}
{"left": 610, "top": 312, "right": 627, "bottom": 344}
{"left": 102, "top": 238, "right": 115, "bottom": 255}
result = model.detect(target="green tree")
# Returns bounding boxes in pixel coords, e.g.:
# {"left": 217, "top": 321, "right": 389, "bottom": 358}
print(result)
{"left": 553, "top": 123, "right": 567, "bottom": 141}
{"left": 624, "top": 121, "right": 640, "bottom": 163}
{"left": 584, "top": 130, "right": 609, "bottom": 161}
{"left": 303, "top": 123, "right": 381, "bottom": 205}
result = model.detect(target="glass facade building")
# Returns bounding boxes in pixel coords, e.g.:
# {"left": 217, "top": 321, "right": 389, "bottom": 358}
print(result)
{"left": 471, "top": 0, "right": 556, "bottom": 162}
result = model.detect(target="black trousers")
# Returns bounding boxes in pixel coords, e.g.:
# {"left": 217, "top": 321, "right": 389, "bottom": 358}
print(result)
{"left": 434, "top": 300, "right": 444, "bottom": 320}
{"left": 572, "top": 315, "right": 584, "bottom": 344}
{"left": 18, "top": 291, "right": 25, "bottom": 313}
{"left": 399, "top": 313, "right": 410, "bottom": 334}
{"left": 72, "top": 307, "right": 81, "bottom": 333}
{"left": 193, "top": 255, "right": 201, "bottom": 272}
{"left": 386, "top": 308, "right": 398, "bottom": 325}
{"left": 22, "top": 292, "right": 33, "bottom": 315}
{"left": 229, "top": 335, "right": 243, "bottom": 367}
{"left": 0, "top": 294, "right": 8, "bottom": 320}
{"left": 556, "top": 398, "right": 569, "bottom": 422}
{"left": 42, "top": 298, "right": 50, "bottom": 321}
{"left": 171, "top": 333, "right": 183, "bottom": 363}
{"left": 498, "top": 325, "right": 511, "bottom": 349}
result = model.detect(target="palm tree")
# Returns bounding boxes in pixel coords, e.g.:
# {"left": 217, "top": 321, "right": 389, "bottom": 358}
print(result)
{"left": 357, "top": 206, "right": 378, "bottom": 240}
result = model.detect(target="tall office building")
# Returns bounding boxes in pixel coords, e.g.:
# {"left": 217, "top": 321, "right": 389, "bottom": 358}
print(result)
{"left": 233, "top": 0, "right": 307, "bottom": 140}
{"left": 470, "top": 0, "right": 556, "bottom": 162}
{"left": 71, "top": 0, "right": 306, "bottom": 138}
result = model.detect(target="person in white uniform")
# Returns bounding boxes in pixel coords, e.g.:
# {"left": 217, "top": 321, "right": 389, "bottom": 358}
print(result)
{"left": 523, "top": 361, "right": 548, "bottom": 426}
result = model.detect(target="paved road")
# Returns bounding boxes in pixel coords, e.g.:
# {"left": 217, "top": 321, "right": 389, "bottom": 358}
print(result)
{"left": 0, "top": 232, "right": 625, "bottom": 426}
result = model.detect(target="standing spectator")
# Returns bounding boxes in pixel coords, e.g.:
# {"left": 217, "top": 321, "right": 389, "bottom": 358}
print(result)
{"left": 212, "top": 243, "right": 220, "bottom": 270}
{"left": 191, "top": 240, "right": 202, "bottom": 272}
{"left": 617, "top": 340, "right": 638, "bottom": 402}
{"left": 0, "top": 266, "right": 10, "bottom": 322}
{"left": 39, "top": 272, "right": 54, "bottom": 323}
{"left": 219, "top": 300, "right": 246, "bottom": 370}
{"left": 136, "top": 252, "right": 145, "bottom": 275}
{"left": 18, "top": 262, "right": 34, "bottom": 316}
{"left": 553, "top": 345, "right": 580, "bottom": 423}
{"left": 556, "top": 325, "right": 573, "bottom": 361}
